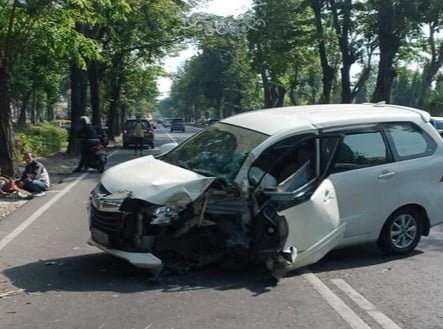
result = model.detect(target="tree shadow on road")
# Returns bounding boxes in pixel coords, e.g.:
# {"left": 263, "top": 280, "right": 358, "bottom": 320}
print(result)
{"left": 2, "top": 252, "right": 278, "bottom": 297}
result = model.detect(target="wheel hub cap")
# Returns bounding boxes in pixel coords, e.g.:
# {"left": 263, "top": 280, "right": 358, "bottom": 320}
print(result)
{"left": 390, "top": 214, "right": 417, "bottom": 249}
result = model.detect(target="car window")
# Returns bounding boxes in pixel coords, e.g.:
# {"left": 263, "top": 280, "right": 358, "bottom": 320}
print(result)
{"left": 252, "top": 133, "right": 315, "bottom": 184}
{"left": 326, "top": 131, "right": 388, "bottom": 173}
{"left": 125, "top": 120, "right": 150, "bottom": 130}
{"left": 431, "top": 118, "right": 443, "bottom": 130}
{"left": 383, "top": 122, "right": 436, "bottom": 160}
{"left": 161, "top": 123, "right": 268, "bottom": 180}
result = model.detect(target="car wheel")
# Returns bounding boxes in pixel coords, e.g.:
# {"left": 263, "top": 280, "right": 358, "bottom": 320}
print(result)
{"left": 377, "top": 207, "right": 423, "bottom": 255}
{"left": 97, "top": 163, "right": 105, "bottom": 173}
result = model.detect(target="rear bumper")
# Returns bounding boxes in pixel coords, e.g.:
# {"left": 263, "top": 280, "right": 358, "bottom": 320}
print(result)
{"left": 122, "top": 135, "right": 154, "bottom": 145}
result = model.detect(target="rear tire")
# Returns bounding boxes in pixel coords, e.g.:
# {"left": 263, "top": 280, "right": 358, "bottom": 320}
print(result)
{"left": 97, "top": 155, "right": 106, "bottom": 173}
{"left": 377, "top": 207, "right": 423, "bottom": 255}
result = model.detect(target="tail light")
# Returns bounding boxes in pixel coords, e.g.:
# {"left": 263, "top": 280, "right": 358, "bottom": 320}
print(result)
{"left": 95, "top": 144, "right": 105, "bottom": 151}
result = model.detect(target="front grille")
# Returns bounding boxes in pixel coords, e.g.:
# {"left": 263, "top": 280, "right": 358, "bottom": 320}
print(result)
{"left": 90, "top": 205, "right": 125, "bottom": 234}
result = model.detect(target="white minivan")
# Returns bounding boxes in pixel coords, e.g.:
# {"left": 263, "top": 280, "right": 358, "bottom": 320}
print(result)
{"left": 88, "top": 103, "right": 443, "bottom": 278}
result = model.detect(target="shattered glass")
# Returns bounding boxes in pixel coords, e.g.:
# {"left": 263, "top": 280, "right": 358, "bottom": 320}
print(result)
{"left": 162, "top": 123, "right": 268, "bottom": 181}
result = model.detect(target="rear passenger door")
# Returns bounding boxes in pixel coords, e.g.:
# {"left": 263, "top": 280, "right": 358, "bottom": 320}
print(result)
{"left": 321, "top": 125, "right": 397, "bottom": 242}
{"left": 322, "top": 122, "right": 439, "bottom": 244}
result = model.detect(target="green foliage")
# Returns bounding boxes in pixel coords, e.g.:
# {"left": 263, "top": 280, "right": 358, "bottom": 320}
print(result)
{"left": 423, "top": 75, "right": 443, "bottom": 115}
{"left": 14, "top": 123, "right": 68, "bottom": 157}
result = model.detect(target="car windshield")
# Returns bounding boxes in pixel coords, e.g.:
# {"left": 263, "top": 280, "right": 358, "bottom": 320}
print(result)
{"left": 162, "top": 123, "right": 268, "bottom": 180}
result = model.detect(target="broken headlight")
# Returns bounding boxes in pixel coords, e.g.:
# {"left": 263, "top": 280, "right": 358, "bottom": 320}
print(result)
{"left": 151, "top": 206, "right": 182, "bottom": 225}
{"left": 90, "top": 185, "right": 131, "bottom": 212}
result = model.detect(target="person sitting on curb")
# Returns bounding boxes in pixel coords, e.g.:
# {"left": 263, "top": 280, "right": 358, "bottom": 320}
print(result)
{"left": 15, "top": 152, "right": 50, "bottom": 197}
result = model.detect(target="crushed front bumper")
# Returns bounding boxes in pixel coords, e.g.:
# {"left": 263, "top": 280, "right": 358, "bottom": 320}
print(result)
{"left": 88, "top": 237, "right": 163, "bottom": 270}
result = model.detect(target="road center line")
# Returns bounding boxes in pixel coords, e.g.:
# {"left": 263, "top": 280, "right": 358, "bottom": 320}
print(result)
{"left": 331, "top": 279, "right": 402, "bottom": 329}
{"left": 301, "top": 270, "right": 371, "bottom": 329}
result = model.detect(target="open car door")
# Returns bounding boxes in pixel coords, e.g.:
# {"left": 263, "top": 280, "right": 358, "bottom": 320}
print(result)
{"left": 249, "top": 134, "right": 344, "bottom": 278}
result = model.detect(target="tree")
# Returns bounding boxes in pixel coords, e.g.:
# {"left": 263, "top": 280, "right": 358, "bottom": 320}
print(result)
{"left": 0, "top": 0, "right": 111, "bottom": 176}
{"left": 417, "top": 0, "right": 443, "bottom": 108}
{"left": 249, "top": 0, "right": 315, "bottom": 107}
{"left": 370, "top": 0, "right": 423, "bottom": 103}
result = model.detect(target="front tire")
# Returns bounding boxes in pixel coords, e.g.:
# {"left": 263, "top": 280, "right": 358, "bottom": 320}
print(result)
{"left": 378, "top": 208, "right": 423, "bottom": 255}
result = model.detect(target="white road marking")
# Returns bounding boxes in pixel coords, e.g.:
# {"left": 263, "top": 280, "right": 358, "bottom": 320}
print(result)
{"left": 302, "top": 270, "right": 371, "bottom": 329}
{"left": 0, "top": 149, "right": 118, "bottom": 252}
{"left": 332, "top": 279, "right": 402, "bottom": 329}
{"left": 0, "top": 172, "right": 88, "bottom": 251}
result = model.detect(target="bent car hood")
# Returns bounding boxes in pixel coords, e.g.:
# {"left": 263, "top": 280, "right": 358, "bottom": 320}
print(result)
{"left": 101, "top": 155, "right": 215, "bottom": 205}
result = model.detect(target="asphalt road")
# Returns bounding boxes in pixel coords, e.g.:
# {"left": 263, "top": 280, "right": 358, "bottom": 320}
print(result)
{"left": 1, "top": 124, "right": 442, "bottom": 329}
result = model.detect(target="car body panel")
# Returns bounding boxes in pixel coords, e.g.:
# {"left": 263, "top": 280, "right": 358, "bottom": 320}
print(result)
{"left": 101, "top": 155, "right": 215, "bottom": 205}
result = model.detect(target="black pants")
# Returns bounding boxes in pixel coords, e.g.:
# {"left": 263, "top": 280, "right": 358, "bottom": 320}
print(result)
{"left": 78, "top": 141, "right": 89, "bottom": 169}
{"left": 134, "top": 137, "right": 144, "bottom": 153}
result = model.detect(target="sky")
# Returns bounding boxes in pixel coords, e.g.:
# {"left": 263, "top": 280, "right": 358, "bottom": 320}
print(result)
{"left": 157, "top": 0, "right": 253, "bottom": 99}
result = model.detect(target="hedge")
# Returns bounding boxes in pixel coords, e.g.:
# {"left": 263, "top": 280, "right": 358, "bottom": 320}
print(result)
{"left": 14, "top": 123, "right": 68, "bottom": 158}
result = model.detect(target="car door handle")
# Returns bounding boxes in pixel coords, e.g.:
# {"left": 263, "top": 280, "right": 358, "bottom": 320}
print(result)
{"left": 377, "top": 171, "right": 395, "bottom": 179}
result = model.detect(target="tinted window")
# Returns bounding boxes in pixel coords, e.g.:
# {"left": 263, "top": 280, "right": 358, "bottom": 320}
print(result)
{"left": 432, "top": 119, "right": 443, "bottom": 129}
{"left": 384, "top": 122, "right": 436, "bottom": 160}
{"left": 327, "top": 131, "right": 388, "bottom": 173}
{"left": 124, "top": 120, "right": 150, "bottom": 129}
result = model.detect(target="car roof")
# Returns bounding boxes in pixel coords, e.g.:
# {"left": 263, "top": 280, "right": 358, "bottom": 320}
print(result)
{"left": 221, "top": 103, "right": 430, "bottom": 135}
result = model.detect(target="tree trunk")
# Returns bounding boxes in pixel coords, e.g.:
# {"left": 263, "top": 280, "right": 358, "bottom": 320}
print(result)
{"left": 330, "top": 0, "right": 354, "bottom": 103}
{"left": 0, "top": 64, "right": 18, "bottom": 177}
{"left": 31, "top": 89, "right": 37, "bottom": 124}
{"left": 67, "top": 63, "right": 88, "bottom": 155}
{"left": 372, "top": 43, "right": 398, "bottom": 103}
{"left": 311, "top": 0, "right": 335, "bottom": 104}
{"left": 371, "top": 0, "right": 401, "bottom": 103}
{"left": 418, "top": 25, "right": 443, "bottom": 108}
{"left": 107, "top": 76, "right": 122, "bottom": 139}
{"left": 89, "top": 60, "right": 101, "bottom": 127}
{"left": 17, "top": 90, "right": 31, "bottom": 126}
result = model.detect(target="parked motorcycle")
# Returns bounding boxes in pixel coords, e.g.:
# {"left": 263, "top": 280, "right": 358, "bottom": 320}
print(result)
{"left": 86, "top": 139, "right": 107, "bottom": 173}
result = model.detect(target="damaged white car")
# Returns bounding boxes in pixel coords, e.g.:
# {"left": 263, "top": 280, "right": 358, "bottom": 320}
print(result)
{"left": 88, "top": 103, "right": 443, "bottom": 279}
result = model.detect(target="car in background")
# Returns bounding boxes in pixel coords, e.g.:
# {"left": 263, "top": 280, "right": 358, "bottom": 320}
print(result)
{"left": 206, "top": 118, "right": 219, "bottom": 126}
{"left": 162, "top": 118, "right": 172, "bottom": 128}
{"left": 170, "top": 118, "right": 185, "bottom": 132}
{"left": 52, "top": 119, "right": 71, "bottom": 132}
{"left": 430, "top": 117, "right": 443, "bottom": 137}
{"left": 122, "top": 118, "right": 154, "bottom": 149}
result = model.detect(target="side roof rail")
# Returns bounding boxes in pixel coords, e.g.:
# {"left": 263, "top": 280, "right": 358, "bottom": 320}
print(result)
{"left": 370, "top": 102, "right": 430, "bottom": 122}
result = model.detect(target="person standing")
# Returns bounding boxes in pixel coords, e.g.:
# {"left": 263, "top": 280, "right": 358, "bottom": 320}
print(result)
{"left": 73, "top": 116, "right": 98, "bottom": 172}
{"left": 16, "top": 152, "right": 50, "bottom": 197}
{"left": 133, "top": 115, "right": 145, "bottom": 156}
